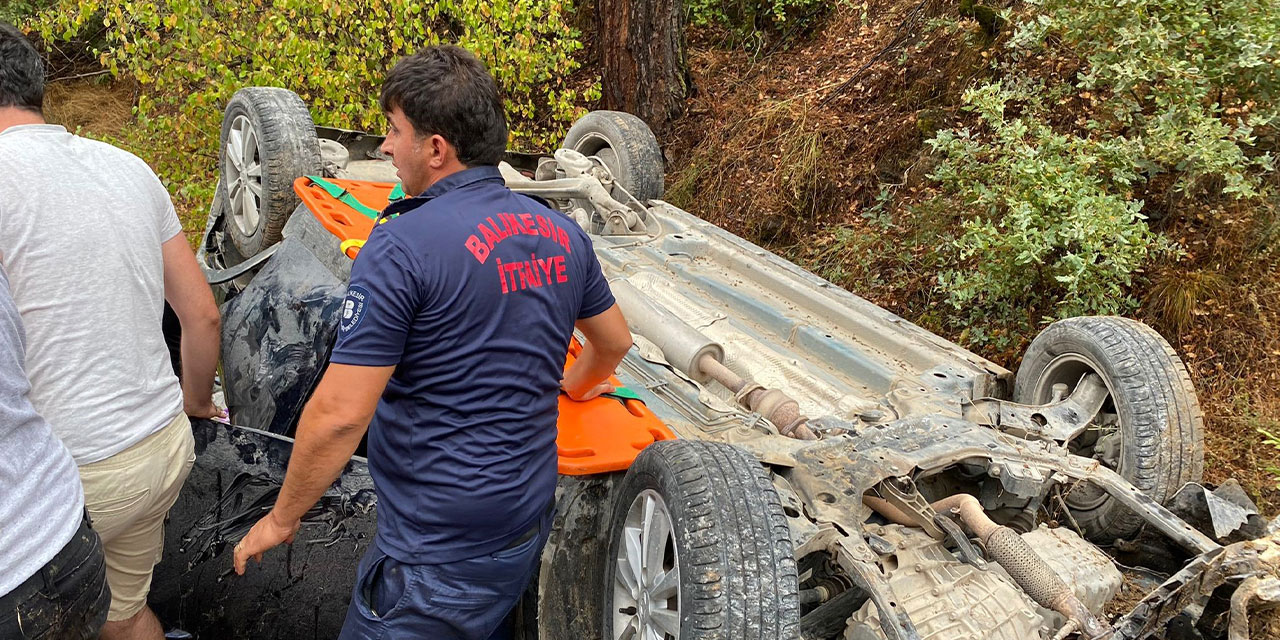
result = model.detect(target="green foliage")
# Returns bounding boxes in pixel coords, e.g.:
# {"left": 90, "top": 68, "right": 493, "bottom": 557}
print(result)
{"left": 1014, "top": 0, "right": 1279, "bottom": 198}
{"left": 925, "top": 0, "right": 1279, "bottom": 346}
{"left": 686, "top": 0, "right": 829, "bottom": 47}
{"left": 32, "top": 0, "right": 597, "bottom": 188}
{"left": 1260, "top": 428, "right": 1280, "bottom": 492}
{"left": 929, "top": 82, "right": 1166, "bottom": 340}
{"left": 0, "top": 1, "right": 48, "bottom": 24}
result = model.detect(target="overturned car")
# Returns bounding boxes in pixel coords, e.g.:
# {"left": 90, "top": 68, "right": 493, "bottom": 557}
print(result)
{"left": 154, "top": 86, "right": 1280, "bottom": 640}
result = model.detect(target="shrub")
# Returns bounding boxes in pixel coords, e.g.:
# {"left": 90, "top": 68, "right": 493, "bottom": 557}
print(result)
{"left": 0, "top": 1, "right": 48, "bottom": 24}
{"left": 929, "top": 82, "right": 1165, "bottom": 342}
{"left": 686, "top": 0, "right": 830, "bottom": 48}
{"left": 1014, "top": 0, "right": 1279, "bottom": 199}
{"left": 32, "top": 0, "right": 597, "bottom": 190}
{"left": 926, "top": 0, "right": 1278, "bottom": 346}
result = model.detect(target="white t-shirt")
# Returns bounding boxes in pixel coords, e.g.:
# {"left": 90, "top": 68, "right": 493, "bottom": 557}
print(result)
{"left": 0, "top": 124, "right": 184, "bottom": 464}
{"left": 0, "top": 267, "right": 83, "bottom": 597}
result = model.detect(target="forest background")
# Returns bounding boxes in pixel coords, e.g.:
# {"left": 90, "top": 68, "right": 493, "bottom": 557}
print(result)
{"left": 6, "top": 0, "right": 1279, "bottom": 513}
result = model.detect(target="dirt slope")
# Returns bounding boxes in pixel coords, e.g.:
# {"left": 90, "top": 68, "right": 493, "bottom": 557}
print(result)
{"left": 664, "top": 0, "right": 1280, "bottom": 514}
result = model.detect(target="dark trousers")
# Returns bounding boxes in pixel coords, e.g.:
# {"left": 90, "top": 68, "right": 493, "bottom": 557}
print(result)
{"left": 0, "top": 516, "right": 110, "bottom": 640}
{"left": 337, "top": 509, "right": 552, "bottom": 640}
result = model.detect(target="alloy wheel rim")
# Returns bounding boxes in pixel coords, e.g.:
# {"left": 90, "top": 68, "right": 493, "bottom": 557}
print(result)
{"left": 613, "top": 489, "right": 681, "bottom": 640}
{"left": 225, "top": 114, "right": 264, "bottom": 236}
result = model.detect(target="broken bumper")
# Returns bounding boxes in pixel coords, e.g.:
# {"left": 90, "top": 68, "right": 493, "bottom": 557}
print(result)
{"left": 1112, "top": 527, "right": 1280, "bottom": 640}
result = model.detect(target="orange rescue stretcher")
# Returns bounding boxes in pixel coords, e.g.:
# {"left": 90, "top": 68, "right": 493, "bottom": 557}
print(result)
{"left": 294, "top": 176, "right": 676, "bottom": 475}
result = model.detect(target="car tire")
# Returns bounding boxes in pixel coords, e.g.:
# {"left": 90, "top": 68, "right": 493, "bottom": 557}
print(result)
{"left": 219, "top": 87, "right": 321, "bottom": 256}
{"left": 603, "top": 440, "right": 799, "bottom": 640}
{"left": 1015, "top": 316, "right": 1204, "bottom": 542}
{"left": 563, "top": 110, "right": 664, "bottom": 202}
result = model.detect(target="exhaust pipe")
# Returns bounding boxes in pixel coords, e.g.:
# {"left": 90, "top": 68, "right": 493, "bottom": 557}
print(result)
{"left": 610, "top": 280, "right": 817, "bottom": 439}
{"left": 697, "top": 354, "right": 817, "bottom": 440}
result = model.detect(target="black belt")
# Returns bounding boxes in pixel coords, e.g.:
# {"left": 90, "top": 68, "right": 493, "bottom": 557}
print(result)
{"left": 500, "top": 503, "right": 554, "bottom": 551}
{"left": 501, "top": 524, "right": 539, "bottom": 551}
{"left": 0, "top": 512, "right": 95, "bottom": 607}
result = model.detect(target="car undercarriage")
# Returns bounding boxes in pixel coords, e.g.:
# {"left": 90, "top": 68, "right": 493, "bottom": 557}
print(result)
{"left": 154, "top": 87, "right": 1280, "bottom": 640}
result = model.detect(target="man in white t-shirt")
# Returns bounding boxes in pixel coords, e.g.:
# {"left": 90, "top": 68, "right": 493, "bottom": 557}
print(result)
{"left": 0, "top": 24, "right": 222, "bottom": 640}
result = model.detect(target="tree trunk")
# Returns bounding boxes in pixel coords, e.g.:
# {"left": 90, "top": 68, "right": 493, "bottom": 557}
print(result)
{"left": 596, "top": 0, "right": 692, "bottom": 132}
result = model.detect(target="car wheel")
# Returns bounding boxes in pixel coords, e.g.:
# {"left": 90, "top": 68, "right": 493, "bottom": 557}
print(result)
{"left": 219, "top": 87, "right": 321, "bottom": 256}
{"left": 1015, "top": 316, "right": 1204, "bottom": 542}
{"left": 604, "top": 440, "right": 799, "bottom": 640}
{"left": 563, "top": 110, "right": 664, "bottom": 202}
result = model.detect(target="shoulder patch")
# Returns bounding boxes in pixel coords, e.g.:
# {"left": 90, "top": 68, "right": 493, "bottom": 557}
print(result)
{"left": 339, "top": 285, "right": 370, "bottom": 334}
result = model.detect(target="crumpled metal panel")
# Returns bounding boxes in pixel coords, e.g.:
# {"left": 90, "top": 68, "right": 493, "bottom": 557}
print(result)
{"left": 1169, "top": 482, "right": 1263, "bottom": 541}
{"left": 847, "top": 525, "right": 1045, "bottom": 640}
{"left": 152, "top": 419, "right": 376, "bottom": 639}
{"left": 1020, "top": 526, "right": 1123, "bottom": 619}
{"left": 1111, "top": 532, "right": 1280, "bottom": 639}
{"left": 156, "top": 419, "right": 618, "bottom": 640}
{"left": 1206, "top": 488, "right": 1258, "bottom": 540}
{"left": 220, "top": 235, "right": 346, "bottom": 436}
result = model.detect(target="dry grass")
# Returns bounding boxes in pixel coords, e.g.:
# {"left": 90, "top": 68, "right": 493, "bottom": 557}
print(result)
{"left": 666, "top": 0, "right": 989, "bottom": 241}
{"left": 1144, "top": 269, "right": 1229, "bottom": 337}
{"left": 1203, "top": 394, "right": 1280, "bottom": 514}
{"left": 666, "top": 97, "right": 844, "bottom": 243}
{"left": 1145, "top": 200, "right": 1280, "bottom": 514}
{"left": 43, "top": 77, "right": 136, "bottom": 138}
{"left": 1255, "top": 610, "right": 1280, "bottom": 639}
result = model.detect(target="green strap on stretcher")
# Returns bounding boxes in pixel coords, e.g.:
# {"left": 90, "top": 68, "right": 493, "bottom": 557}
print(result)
{"left": 559, "top": 385, "right": 646, "bottom": 406}
{"left": 601, "top": 386, "right": 644, "bottom": 404}
{"left": 305, "top": 175, "right": 381, "bottom": 219}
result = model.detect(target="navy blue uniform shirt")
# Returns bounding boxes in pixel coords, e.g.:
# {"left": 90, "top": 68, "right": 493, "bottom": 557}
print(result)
{"left": 329, "top": 165, "right": 615, "bottom": 564}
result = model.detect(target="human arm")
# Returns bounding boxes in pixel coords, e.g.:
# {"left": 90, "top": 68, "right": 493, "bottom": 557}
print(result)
{"left": 233, "top": 363, "right": 393, "bottom": 575}
{"left": 161, "top": 234, "right": 221, "bottom": 418}
{"left": 561, "top": 303, "right": 632, "bottom": 401}
{"left": 235, "top": 226, "right": 416, "bottom": 573}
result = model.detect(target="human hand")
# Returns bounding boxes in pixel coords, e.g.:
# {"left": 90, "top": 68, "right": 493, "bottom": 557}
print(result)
{"left": 185, "top": 398, "right": 226, "bottom": 421}
{"left": 233, "top": 511, "right": 300, "bottom": 576}
{"left": 561, "top": 379, "right": 615, "bottom": 402}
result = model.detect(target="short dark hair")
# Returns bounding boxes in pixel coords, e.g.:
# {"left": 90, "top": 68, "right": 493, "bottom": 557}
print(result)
{"left": 380, "top": 45, "right": 507, "bottom": 167}
{"left": 0, "top": 23, "right": 44, "bottom": 114}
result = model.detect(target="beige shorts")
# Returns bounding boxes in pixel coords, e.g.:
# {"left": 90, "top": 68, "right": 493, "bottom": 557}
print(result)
{"left": 79, "top": 412, "right": 195, "bottom": 621}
